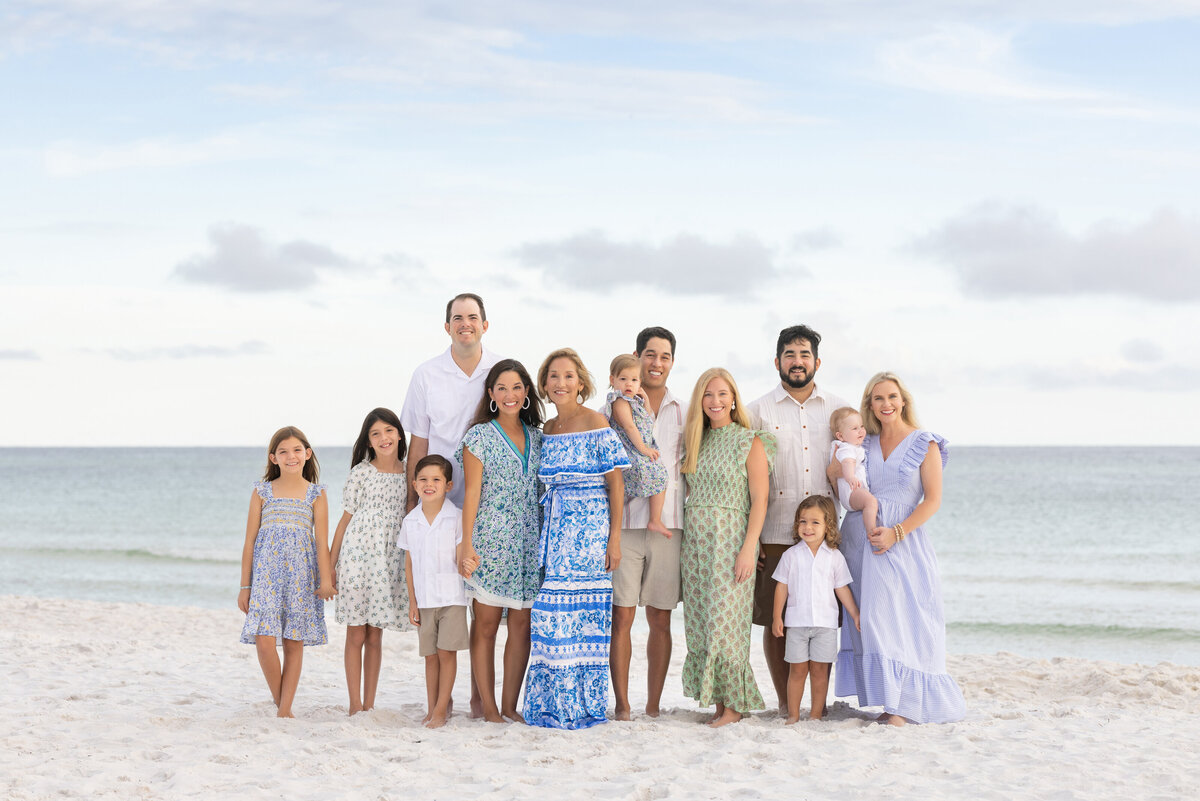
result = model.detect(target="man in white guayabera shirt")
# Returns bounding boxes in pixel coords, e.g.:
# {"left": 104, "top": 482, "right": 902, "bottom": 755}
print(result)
{"left": 610, "top": 327, "right": 687, "bottom": 720}
{"left": 401, "top": 293, "right": 502, "bottom": 512}
{"left": 746, "top": 324, "right": 848, "bottom": 715}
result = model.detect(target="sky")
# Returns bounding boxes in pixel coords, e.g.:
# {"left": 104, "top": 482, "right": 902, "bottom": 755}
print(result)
{"left": 3, "top": 1, "right": 1200, "bottom": 447}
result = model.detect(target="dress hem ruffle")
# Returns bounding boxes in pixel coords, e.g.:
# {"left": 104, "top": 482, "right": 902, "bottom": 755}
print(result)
{"left": 834, "top": 649, "right": 964, "bottom": 724}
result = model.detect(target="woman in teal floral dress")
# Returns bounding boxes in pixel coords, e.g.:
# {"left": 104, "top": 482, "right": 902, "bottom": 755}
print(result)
{"left": 457, "top": 359, "right": 544, "bottom": 723}
{"left": 680, "top": 367, "right": 776, "bottom": 728}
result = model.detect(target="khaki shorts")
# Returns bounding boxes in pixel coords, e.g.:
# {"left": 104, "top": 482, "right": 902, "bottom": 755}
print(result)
{"left": 417, "top": 605, "right": 469, "bottom": 656}
{"left": 612, "top": 528, "right": 682, "bottom": 610}
{"left": 753, "top": 543, "right": 791, "bottom": 628}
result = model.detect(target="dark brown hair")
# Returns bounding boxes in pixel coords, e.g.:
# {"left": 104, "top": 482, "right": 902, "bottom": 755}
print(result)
{"left": 263, "top": 426, "right": 320, "bottom": 483}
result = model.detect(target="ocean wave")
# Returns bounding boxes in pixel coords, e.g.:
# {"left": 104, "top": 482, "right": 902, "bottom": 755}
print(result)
{"left": 945, "top": 574, "right": 1200, "bottom": 593}
{"left": 949, "top": 621, "right": 1199, "bottom": 643}
{"left": 11, "top": 546, "right": 236, "bottom": 566}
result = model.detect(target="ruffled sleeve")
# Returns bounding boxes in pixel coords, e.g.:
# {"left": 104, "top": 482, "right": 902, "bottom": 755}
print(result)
{"left": 306, "top": 482, "right": 328, "bottom": 504}
{"left": 594, "top": 427, "right": 632, "bottom": 474}
{"left": 341, "top": 463, "right": 365, "bottom": 514}
{"left": 456, "top": 423, "right": 486, "bottom": 468}
{"left": 899, "top": 430, "right": 948, "bottom": 476}
{"left": 740, "top": 428, "right": 777, "bottom": 474}
{"left": 253, "top": 480, "right": 271, "bottom": 500}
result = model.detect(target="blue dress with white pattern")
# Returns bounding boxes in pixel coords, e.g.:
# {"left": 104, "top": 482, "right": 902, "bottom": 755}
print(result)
{"left": 522, "top": 427, "right": 630, "bottom": 729}
{"left": 833, "top": 431, "right": 965, "bottom": 723}
{"left": 240, "top": 481, "right": 329, "bottom": 646}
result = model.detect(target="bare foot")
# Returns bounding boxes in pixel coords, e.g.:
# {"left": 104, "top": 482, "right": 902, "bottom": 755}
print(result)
{"left": 875, "top": 712, "right": 891, "bottom": 722}
{"left": 885, "top": 714, "right": 907, "bottom": 727}
{"left": 482, "top": 710, "right": 506, "bottom": 724}
{"left": 785, "top": 715, "right": 800, "bottom": 725}
{"left": 502, "top": 709, "right": 526, "bottom": 724}
{"left": 708, "top": 709, "right": 743, "bottom": 728}
{"left": 644, "top": 705, "right": 660, "bottom": 718}
{"left": 647, "top": 520, "right": 673, "bottom": 539}
{"left": 421, "top": 711, "right": 432, "bottom": 724}
{"left": 426, "top": 713, "right": 448, "bottom": 729}
{"left": 613, "top": 705, "right": 631, "bottom": 722}
{"left": 349, "top": 703, "right": 364, "bottom": 717}
{"left": 277, "top": 709, "right": 295, "bottom": 719}
{"left": 470, "top": 697, "right": 484, "bottom": 719}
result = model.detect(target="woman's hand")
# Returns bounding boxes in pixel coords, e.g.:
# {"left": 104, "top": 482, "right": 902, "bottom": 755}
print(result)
{"left": 237, "top": 588, "right": 250, "bottom": 614}
{"left": 734, "top": 543, "right": 757, "bottom": 583}
{"left": 458, "top": 544, "right": 480, "bottom": 578}
{"left": 606, "top": 539, "right": 622, "bottom": 573}
{"left": 868, "top": 526, "right": 897, "bottom": 555}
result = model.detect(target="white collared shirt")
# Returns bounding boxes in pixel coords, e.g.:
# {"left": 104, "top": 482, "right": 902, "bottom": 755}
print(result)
{"left": 747, "top": 383, "right": 849, "bottom": 545}
{"left": 396, "top": 501, "right": 467, "bottom": 609}
{"left": 621, "top": 388, "right": 687, "bottom": 530}
{"left": 771, "top": 541, "right": 852, "bottom": 629}
{"left": 401, "top": 346, "right": 502, "bottom": 507}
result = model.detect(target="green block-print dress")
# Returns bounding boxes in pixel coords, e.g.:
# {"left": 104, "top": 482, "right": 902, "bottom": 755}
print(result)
{"left": 682, "top": 423, "right": 777, "bottom": 713}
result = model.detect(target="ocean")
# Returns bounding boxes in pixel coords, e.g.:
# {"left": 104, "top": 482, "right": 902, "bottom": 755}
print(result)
{"left": 1, "top": 446, "right": 1196, "bottom": 666}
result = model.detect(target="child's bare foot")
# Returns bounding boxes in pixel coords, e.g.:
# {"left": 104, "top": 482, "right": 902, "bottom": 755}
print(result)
{"left": 708, "top": 709, "right": 743, "bottom": 728}
{"left": 644, "top": 704, "right": 660, "bottom": 718}
{"left": 647, "top": 519, "right": 673, "bottom": 539}
{"left": 613, "top": 704, "right": 631, "bottom": 721}
{"left": 421, "top": 711, "right": 433, "bottom": 724}
{"left": 277, "top": 708, "right": 295, "bottom": 719}
{"left": 470, "top": 698, "right": 484, "bottom": 719}
{"left": 349, "top": 703, "right": 364, "bottom": 716}
{"left": 502, "top": 709, "right": 525, "bottom": 724}
{"left": 426, "top": 713, "right": 448, "bottom": 729}
{"left": 482, "top": 710, "right": 506, "bottom": 724}
{"left": 785, "top": 715, "right": 800, "bottom": 725}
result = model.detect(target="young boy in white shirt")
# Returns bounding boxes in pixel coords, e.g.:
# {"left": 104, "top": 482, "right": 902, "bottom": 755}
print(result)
{"left": 398, "top": 454, "right": 473, "bottom": 728}
{"left": 771, "top": 495, "right": 861, "bottom": 724}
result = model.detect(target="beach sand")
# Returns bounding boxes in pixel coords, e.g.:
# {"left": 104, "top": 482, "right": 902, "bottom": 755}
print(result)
{"left": 3, "top": 595, "right": 1197, "bottom": 800}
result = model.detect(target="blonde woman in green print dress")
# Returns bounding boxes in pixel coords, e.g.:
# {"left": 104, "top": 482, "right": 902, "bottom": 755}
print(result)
{"left": 681, "top": 368, "right": 776, "bottom": 728}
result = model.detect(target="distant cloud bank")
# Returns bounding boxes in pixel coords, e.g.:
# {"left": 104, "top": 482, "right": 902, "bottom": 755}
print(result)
{"left": 911, "top": 203, "right": 1200, "bottom": 302}
{"left": 173, "top": 223, "right": 356, "bottom": 292}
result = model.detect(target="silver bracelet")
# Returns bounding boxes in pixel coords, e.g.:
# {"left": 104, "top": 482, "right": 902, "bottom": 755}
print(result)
{"left": 240, "top": 585, "right": 251, "bottom": 590}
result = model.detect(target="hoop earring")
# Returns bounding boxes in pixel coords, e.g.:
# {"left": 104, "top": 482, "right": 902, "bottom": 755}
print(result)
{"left": 522, "top": 396, "right": 531, "bottom": 410}
{"left": 489, "top": 399, "right": 497, "bottom": 413}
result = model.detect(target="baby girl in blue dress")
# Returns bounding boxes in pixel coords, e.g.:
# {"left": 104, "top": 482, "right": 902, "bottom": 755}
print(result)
{"left": 603, "top": 354, "right": 671, "bottom": 538}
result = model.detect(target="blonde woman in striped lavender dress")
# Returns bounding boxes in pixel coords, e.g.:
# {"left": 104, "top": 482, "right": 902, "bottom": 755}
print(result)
{"left": 832, "top": 372, "right": 965, "bottom": 725}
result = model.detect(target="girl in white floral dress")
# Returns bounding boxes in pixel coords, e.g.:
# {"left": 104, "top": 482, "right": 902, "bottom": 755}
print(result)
{"left": 330, "top": 407, "right": 410, "bottom": 715}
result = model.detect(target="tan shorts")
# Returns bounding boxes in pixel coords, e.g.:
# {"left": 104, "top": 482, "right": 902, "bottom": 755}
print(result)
{"left": 753, "top": 543, "right": 791, "bottom": 628}
{"left": 417, "top": 605, "right": 469, "bottom": 656}
{"left": 612, "top": 528, "right": 682, "bottom": 610}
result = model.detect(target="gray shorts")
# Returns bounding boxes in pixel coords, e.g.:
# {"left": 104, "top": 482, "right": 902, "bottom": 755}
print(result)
{"left": 784, "top": 626, "right": 838, "bottom": 663}
{"left": 612, "top": 528, "right": 682, "bottom": 610}
{"left": 417, "top": 605, "right": 469, "bottom": 656}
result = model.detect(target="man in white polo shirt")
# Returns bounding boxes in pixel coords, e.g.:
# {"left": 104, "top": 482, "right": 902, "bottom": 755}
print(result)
{"left": 610, "top": 326, "right": 686, "bottom": 720}
{"left": 746, "top": 324, "right": 848, "bottom": 714}
{"left": 401, "top": 293, "right": 502, "bottom": 511}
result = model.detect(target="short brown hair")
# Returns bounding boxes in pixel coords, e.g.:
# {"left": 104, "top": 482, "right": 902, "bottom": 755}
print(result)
{"left": 445, "top": 292, "right": 486, "bottom": 323}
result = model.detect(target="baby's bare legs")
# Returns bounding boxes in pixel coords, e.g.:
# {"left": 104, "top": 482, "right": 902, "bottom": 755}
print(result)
{"left": 428, "top": 650, "right": 458, "bottom": 728}
{"left": 785, "top": 662, "right": 808, "bottom": 724}
{"left": 646, "top": 491, "right": 672, "bottom": 539}
{"left": 808, "top": 662, "right": 831, "bottom": 720}
{"left": 849, "top": 488, "right": 878, "bottom": 534}
{"left": 254, "top": 635, "right": 283, "bottom": 707}
{"left": 277, "top": 638, "right": 304, "bottom": 718}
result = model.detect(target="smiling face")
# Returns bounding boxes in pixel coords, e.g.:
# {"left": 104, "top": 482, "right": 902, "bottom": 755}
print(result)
{"left": 775, "top": 337, "right": 819, "bottom": 390}
{"left": 268, "top": 437, "right": 311, "bottom": 476}
{"left": 869, "top": 380, "right": 905, "bottom": 427}
{"left": 795, "top": 505, "right": 829, "bottom": 553}
{"left": 612, "top": 367, "right": 641, "bottom": 397}
{"left": 444, "top": 297, "right": 488, "bottom": 349}
{"left": 413, "top": 464, "right": 451, "bottom": 505}
{"left": 368, "top": 419, "right": 400, "bottom": 459}
{"left": 701, "top": 377, "right": 734, "bottom": 428}
{"left": 835, "top": 411, "right": 867, "bottom": 446}
{"left": 637, "top": 336, "right": 674, "bottom": 391}
{"left": 542, "top": 356, "right": 583, "bottom": 408}
{"left": 488, "top": 369, "right": 528, "bottom": 419}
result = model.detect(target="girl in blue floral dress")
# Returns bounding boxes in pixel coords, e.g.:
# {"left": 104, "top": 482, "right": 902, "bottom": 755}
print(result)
{"left": 523, "top": 349, "right": 629, "bottom": 730}
{"left": 457, "top": 359, "right": 545, "bottom": 723}
{"left": 238, "top": 426, "right": 336, "bottom": 718}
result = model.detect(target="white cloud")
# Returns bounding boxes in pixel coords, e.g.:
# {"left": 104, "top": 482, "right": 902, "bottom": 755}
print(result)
{"left": 512, "top": 230, "right": 789, "bottom": 297}
{"left": 0, "top": 349, "right": 39, "bottom": 360}
{"left": 173, "top": 223, "right": 357, "bottom": 292}
{"left": 43, "top": 133, "right": 254, "bottom": 177}
{"left": 910, "top": 203, "right": 1200, "bottom": 302}
{"left": 102, "top": 341, "right": 269, "bottom": 361}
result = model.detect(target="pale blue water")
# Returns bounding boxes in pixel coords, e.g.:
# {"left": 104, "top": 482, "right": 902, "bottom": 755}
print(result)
{"left": 0, "top": 446, "right": 1196, "bottom": 665}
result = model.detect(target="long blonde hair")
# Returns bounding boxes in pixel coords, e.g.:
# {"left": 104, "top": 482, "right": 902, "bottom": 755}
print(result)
{"left": 860, "top": 371, "right": 920, "bottom": 435}
{"left": 681, "top": 367, "right": 753, "bottom": 474}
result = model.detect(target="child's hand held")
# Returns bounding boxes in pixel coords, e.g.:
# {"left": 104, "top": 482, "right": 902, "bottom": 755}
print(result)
{"left": 237, "top": 588, "right": 250, "bottom": 614}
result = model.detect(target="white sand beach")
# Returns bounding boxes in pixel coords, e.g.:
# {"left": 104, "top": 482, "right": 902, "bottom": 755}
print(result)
{"left": 3, "top": 595, "right": 1197, "bottom": 800}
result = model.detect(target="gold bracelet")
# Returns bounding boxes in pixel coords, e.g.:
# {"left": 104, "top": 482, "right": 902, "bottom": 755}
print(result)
{"left": 893, "top": 523, "right": 905, "bottom": 542}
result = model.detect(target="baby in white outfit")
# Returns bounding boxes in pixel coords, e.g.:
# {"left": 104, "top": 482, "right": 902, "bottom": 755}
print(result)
{"left": 829, "top": 407, "right": 878, "bottom": 534}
